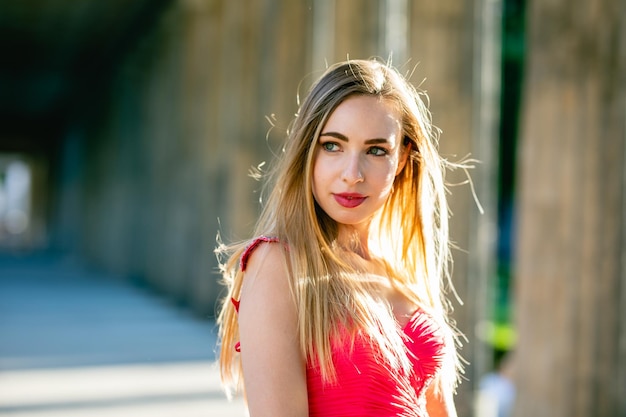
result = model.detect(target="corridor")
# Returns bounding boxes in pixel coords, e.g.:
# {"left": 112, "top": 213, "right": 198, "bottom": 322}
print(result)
{"left": 0, "top": 252, "right": 246, "bottom": 416}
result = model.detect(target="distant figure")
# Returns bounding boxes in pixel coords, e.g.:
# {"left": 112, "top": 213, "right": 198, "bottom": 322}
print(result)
{"left": 477, "top": 350, "right": 515, "bottom": 417}
{"left": 217, "top": 59, "right": 466, "bottom": 416}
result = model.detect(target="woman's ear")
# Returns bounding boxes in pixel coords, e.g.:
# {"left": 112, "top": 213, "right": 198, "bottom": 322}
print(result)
{"left": 396, "top": 137, "right": 412, "bottom": 176}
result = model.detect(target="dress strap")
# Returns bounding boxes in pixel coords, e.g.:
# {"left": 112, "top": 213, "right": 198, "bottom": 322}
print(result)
{"left": 239, "top": 235, "right": 280, "bottom": 271}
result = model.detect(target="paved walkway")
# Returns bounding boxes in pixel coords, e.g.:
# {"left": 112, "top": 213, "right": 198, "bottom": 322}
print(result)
{"left": 0, "top": 252, "right": 247, "bottom": 416}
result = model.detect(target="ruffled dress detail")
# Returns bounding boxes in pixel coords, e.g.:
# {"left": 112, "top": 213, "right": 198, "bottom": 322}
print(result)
{"left": 232, "top": 236, "right": 445, "bottom": 417}
{"left": 306, "top": 310, "right": 445, "bottom": 417}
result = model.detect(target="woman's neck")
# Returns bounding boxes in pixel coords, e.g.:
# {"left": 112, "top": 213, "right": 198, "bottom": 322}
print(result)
{"left": 336, "top": 225, "right": 371, "bottom": 259}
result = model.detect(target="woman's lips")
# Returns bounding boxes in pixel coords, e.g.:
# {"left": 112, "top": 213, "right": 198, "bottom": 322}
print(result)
{"left": 333, "top": 193, "right": 367, "bottom": 208}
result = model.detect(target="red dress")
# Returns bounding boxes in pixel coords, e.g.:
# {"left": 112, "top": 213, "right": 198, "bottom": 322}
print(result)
{"left": 234, "top": 236, "right": 445, "bottom": 417}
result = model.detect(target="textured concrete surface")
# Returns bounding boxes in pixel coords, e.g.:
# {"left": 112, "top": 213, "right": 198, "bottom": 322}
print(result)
{"left": 0, "top": 252, "right": 247, "bottom": 416}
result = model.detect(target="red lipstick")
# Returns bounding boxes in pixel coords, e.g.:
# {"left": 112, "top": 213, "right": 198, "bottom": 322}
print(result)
{"left": 334, "top": 193, "right": 366, "bottom": 208}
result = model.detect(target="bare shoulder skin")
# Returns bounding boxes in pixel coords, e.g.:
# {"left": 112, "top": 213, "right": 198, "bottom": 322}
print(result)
{"left": 237, "top": 242, "right": 308, "bottom": 417}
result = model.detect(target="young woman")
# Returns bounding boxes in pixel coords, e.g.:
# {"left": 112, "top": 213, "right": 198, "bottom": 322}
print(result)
{"left": 217, "top": 59, "right": 462, "bottom": 417}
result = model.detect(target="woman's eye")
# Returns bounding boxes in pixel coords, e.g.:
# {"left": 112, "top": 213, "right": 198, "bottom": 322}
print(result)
{"left": 368, "top": 146, "right": 388, "bottom": 156}
{"left": 322, "top": 142, "right": 339, "bottom": 152}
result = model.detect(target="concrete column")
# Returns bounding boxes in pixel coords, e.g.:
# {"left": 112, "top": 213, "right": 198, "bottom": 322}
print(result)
{"left": 513, "top": 0, "right": 626, "bottom": 415}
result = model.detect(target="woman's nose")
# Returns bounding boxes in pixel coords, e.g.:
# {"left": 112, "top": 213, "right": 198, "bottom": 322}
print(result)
{"left": 341, "top": 154, "right": 364, "bottom": 184}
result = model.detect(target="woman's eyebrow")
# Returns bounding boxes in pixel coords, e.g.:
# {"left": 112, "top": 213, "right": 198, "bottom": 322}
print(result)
{"left": 319, "top": 131, "right": 348, "bottom": 141}
{"left": 320, "top": 131, "right": 390, "bottom": 144}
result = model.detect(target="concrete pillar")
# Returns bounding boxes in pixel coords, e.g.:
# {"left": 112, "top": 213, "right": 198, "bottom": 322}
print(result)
{"left": 513, "top": 0, "right": 626, "bottom": 415}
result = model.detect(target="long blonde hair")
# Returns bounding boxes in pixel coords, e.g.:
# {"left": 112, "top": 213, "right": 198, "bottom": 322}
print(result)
{"left": 217, "top": 58, "right": 461, "bottom": 395}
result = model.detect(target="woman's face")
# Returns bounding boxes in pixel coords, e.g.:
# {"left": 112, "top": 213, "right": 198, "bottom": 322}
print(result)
{"left": 312, "top": 95, "right": 407, "bottom": 235}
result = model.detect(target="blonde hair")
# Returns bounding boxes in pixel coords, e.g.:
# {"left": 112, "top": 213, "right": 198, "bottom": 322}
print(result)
{"left": 217, "top": 58, "right": 461, "bottom": 395}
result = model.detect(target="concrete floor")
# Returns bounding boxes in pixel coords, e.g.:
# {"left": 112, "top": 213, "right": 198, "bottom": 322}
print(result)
{"left": 0, "top": 252, "right": 247, "bottom": 417}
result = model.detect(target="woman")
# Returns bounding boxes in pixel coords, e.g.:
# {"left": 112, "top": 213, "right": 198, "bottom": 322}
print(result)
{"left": 217, "top": 59, "right": 461, "bottom": 416}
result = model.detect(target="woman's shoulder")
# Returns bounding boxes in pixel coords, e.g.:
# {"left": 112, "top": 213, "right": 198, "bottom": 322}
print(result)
{"left": 239, "top": 236, "right": 290, "bottom": 302}
{"left": 236, "top": 236, "right": 307, "bottom": 415}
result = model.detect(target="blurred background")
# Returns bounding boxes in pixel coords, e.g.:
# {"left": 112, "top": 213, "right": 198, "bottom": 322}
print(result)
{"left": 0, "top": 1, "right": 623, "bottom": 416}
